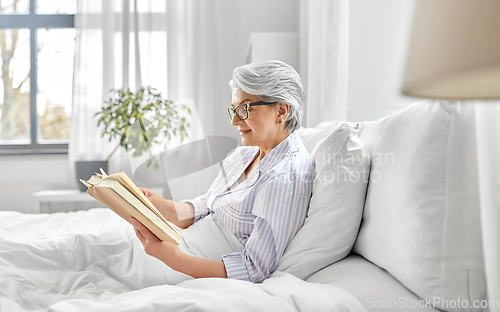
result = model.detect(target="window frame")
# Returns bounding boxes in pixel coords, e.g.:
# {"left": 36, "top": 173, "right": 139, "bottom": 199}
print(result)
{"left": 0, "top": 0, "right": 74, "bottom": 154}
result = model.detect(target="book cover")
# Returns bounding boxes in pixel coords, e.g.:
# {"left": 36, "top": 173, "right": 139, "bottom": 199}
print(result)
{"left": 80, "top": 169, "right": 181, "bottom": 245}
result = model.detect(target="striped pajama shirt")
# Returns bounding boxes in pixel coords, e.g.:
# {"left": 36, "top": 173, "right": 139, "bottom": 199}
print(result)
{"left": 182, "top": 131, "right": 314, "bottom": 283}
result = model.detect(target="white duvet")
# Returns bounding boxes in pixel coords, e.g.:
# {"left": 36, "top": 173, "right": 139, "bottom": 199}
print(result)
{"left": 0, "top": 208, "right": 367, "bottom": 312}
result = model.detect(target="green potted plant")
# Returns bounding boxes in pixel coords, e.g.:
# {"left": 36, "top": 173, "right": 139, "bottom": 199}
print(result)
{"left": 75, "top": 87, "right": 190, "bottom": 191}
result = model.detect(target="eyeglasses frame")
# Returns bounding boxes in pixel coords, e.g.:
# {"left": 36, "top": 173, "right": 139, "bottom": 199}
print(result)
{"left": 227, "top": 101, "right": 278, "bottom": 121}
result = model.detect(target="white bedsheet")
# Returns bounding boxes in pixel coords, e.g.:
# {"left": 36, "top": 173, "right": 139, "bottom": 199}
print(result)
{"left": 0, "top": 208, "right": 367, "bottom": 312}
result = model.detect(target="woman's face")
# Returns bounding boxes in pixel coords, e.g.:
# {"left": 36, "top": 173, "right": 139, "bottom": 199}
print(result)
{"left": 230, "top": 88, "right": 284, "bottom": 151}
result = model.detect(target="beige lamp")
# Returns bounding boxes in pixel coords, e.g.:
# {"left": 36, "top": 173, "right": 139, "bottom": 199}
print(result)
{"left": 402, "top": 0, "right": 500, "bottom": 99}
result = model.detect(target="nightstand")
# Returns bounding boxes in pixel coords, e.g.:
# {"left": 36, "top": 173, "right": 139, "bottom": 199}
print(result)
{"left": 32, "top": 188, "right": 163, "bottom": 213}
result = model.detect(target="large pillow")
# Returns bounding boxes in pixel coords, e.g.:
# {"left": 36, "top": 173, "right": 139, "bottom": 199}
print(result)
{"left": 296, "top": 121, "right": 362, "bottom": 153}
{"left": 296, "top": 122, "right": 342, "bottom": 153}
{"left": 353, "top": 100, "right": 486, "bottom": 311}
{"left": 277, "top": 124, "right": 370, "bottom": 280}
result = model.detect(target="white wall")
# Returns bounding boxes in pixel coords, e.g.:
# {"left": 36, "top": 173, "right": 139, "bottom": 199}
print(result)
{"left": 209, "top": 0, "right": 300, "bottom": 138}
{"left": 347, "top": 0, "right": 417, "bottom": 122}
{"left": 0, "top": 154, "right": 71, "bottom": 213}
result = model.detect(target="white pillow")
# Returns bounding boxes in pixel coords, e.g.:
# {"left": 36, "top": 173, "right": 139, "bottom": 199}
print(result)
{"left": 296, "top": 121, "right": 361, "bottom": 153}
{"left": 353, "top": 100, "right": 486, "bottom": 311}
{"left": 277, "top": 124, "right": 370, "bottom": 280}
{"left": 296, "top": 122, "right": 341, "bottom": 153}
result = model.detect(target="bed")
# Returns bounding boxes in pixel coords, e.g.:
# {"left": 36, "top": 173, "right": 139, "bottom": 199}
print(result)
{"left": 0, "top": 208, "right": 366, "bottom": 311}
{"left": 0, "top": 100, "right": 489, "bottom": 312}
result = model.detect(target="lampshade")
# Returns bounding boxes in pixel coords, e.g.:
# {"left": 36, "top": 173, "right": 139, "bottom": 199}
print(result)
{"left": 402, "top": 0, "right": 500, "bottom": 100}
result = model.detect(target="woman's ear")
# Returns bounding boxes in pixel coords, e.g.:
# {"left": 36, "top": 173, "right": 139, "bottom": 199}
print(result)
{"left": 277, "top": 102, "right": 290, "bottom": 122}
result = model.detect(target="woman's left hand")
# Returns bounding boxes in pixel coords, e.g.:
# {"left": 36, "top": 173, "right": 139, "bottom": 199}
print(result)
{"left": 130, "top": 217, "right": 180, "bottom": 265}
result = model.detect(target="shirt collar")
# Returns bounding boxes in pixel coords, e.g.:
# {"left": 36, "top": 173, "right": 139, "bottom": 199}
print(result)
{"left": 256, "top": 131, "right": 300, "bottom": 173}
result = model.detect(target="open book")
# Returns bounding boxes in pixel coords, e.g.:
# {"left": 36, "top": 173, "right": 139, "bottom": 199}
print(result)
{"left": 80, "top": 169, "right": 181, "bottom": 245}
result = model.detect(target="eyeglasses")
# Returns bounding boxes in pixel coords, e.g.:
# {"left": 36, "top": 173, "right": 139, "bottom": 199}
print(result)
{"left": 227, "top": 101, "right": 277, "bottom": 121}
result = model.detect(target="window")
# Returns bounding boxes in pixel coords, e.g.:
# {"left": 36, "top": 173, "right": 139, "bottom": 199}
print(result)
{"left": 0, "top": 0, "right": 76, "bottom": 154}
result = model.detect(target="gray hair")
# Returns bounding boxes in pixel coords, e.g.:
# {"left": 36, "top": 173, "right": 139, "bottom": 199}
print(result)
{"left": 229, "top": 60, "right": 305, "bottom": 132}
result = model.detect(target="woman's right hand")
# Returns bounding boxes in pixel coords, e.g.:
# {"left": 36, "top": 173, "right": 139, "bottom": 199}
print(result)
{"left": 139, "top": 187, "right": 194, "bottom": 229}
{"left": 139, "top": 187, "right": 174, "bottom": 219}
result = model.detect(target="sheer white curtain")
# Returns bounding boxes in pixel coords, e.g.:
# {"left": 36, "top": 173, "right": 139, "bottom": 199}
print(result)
{"left": 69, "top": 0, "right": 168, "bottom": 187}
{"left": 164, "top": 1, "right": 233, "bottom": 201}
{"left": 300, "top": 0, "right": 349, "bottom": 126}
{"left": 70, "top": 0, "right": 222, "bottom": 197}
{"left": 165, "top": 1, "right": 220, "bottom": 136}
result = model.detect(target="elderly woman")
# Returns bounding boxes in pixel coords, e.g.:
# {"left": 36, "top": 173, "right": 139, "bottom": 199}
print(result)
{"left": 132, "top": 60, "right": 314, "bottom": 283}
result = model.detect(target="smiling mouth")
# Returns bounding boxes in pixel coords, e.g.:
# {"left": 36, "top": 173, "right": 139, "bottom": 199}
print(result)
{"left": 239, "top": 129, "right": 251, "bottom": 136}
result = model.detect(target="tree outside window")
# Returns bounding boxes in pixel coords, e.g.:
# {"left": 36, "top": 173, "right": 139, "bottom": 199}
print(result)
{"left": 0, "top": 0, "right": 76, "bottom": 153}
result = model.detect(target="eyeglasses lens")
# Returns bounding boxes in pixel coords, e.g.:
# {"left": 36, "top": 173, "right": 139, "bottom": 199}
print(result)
{"left": 237, "top": 106, "right": 248, "bottom": 119}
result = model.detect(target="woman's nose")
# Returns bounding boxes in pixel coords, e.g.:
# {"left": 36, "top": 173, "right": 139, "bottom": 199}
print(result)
{"left": 231, "top": 113, "right": 241, "bottom": 126}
